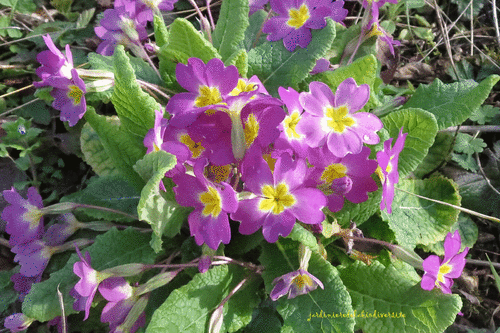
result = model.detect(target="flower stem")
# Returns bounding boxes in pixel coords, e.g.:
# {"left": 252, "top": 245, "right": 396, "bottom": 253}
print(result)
{"left": 74, "top": 203, "right": 139, "bottom": 220}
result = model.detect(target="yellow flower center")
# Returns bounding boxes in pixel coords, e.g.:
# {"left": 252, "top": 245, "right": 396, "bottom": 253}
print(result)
{"left": 436, "top": 262, "right": 452, "bottom": 284}
{"left": 375, "top": 165, "right": 384, "bottom": 182}
{"left": 195, "top": 85, "right": 223, "bottom": 108}
{"left": 68, "top": 85, "right": 84, "bottom": 105}
{"left": 207, "top": 164, "right": 232, "bottom": 183}
{"left": 367, "top": 24, "right": 384, "bottom": 38}
{"left": 292, "top": 274, "right": 313, "bottom": 290}
{"left": 179, "top": 134, "right": 205, "bottom": 158}
{"left": 284, "top": 111, "right": 302, "bottom": 139}
{"left": 22, "top": 205, "right": 43, "bottom": 230}
{"left": 153, "top": 143, "right": 161, "bottom": 152}
{"left": 325, "top": 105, "right": 356, "bottom": 133}
{"left": 259, "top": 183, "right": 296, "bottom": 214}
{"left": 287, "top": 4, "right": 310, "bottom": 29}
{"left": 230, "top": 79, "right": 257, "bottom": 96}
{"left": 262, "top": 154, "right": 277, "bottom": 172}
{"left": 199, "top": 186, "right": 222, "bottom": 217}
{"left": 244, "top": 113, "right": 260, "bottom": 148}
{"left": 321, "top": 163, "right": 347, "bottom": 183}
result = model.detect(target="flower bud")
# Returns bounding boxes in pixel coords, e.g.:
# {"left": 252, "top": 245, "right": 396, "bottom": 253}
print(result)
{"left": 208, "top": 305, "right": 224, "bottom": 333}
{"left": 102, "top": 263, "right": 146, "bottom": 277}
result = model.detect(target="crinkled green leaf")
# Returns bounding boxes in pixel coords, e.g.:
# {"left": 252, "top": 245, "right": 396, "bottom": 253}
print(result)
{"left": 413, "top": 132, "right": 454, "bottom": 178}
{"left": 260, "top": 241, "right": 355, "bottom": 333}
{"left": 327, "top": 187, "right": 382, "bottom": 228}
{"left": 243, "top": 10, "right": 268, "bottom": 51}
{"left": 312, "top": 54, "right": 379, "bottom": 110}
{"left": 381, "top": 108, "right": 439, "bottom": 178}
{"left": 242, "top": 299, "right": 282, "bottom": 333}
{"left": 451, "top": 152, "right": 478, "bottom": 171}
{"left": 0, "top": 269, "right": 17, "bottom": 314}
{"left": 0, "top": 0, "right": 36, "bottom": 13}
{"left": 470, "top": 104, "right": 500, "bottom": 125}
{"left": 212, "top": 0, "right": 249, "bottom": 60}
{"left": 454, "top": 132, "right": 487, "bottom": 155}
{"left": 146, "top": 265, "right": 260, "bottom": 333}
{"left": 153, "top": 15, "right": 169, "bottom": 48}
{"left": 403, "top": 75, "right": 500, "bottom": 130}
{"left": 158, "top": 17, "right": 220, "bottom": 65}
{"left": 111, "top": 46, "right": 161, "bottom": 138}
{"left": 422, "top": 213, "right": 477, "bottom": 255}
{"left": 454, "top": 160, "right": 500, "bottom": 219}
{"left": 247, "top": 19, "right": 336, "bottom": 96}
{"left": 287, "top": 223, "right": 319, "bottom": 253}
{"left": 60, "top": 175, "right": 139, "bottom": 222}
{"left": 84, "top": 107, "right": 145, "bottom": 189}
{"left": 382, "top": 177, "right": 461, "bottom": 249}
{"left": 225, "top": 49, "right": 248, "bottom": 78}
{"left": 158, "top": 18, "right": 221, "bottom": 92}
{"left": 337, "top": 260, "right": 462, "bottom": 333}
{"left": 22, "top": 228, "right": 156, "bottom": 322}
{"left": 134, "top": 151, "right": 186, "bottom": 252}
{"left": 80, "top": 122, "right": 121, "bottom": 177}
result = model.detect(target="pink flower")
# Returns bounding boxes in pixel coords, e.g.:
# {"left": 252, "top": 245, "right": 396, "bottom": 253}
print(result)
{"left": 270, "top": 269, "right": 324, "bottom": 300}
{"left": 376, "top": 128, "right": 407, "bottom": 214}
{"left": 421, "top": 231, "right": 469, "bottom": 294}
{"left": 172, "top": 159, "right": 238, "bottom": 250}
{"left": 262, "top": 0, "right": 347, "bottom": 52}
{"left": 298, "top": 78, "right": 383, "bottom": 157}
{"left": 1, "top": 187, "right": 44, "bottom": 247}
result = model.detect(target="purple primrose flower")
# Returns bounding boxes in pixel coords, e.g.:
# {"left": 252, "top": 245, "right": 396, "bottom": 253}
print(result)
{"left": 167, "top": 57, "right": 239, "bottom": 128}
{"left": 263, "top": 0, "right": 347, "bottom": 52}
{"left": 2, "top": 187, "right": 44, "bottom": 247}
{"left": 12, "top": 240, "right": 56, "bottom": 277}
{"left": 3, "top": 313, "right": 34, "bottom": 333}
{"left": 376, "top": 128, "right": 407, "bottom": 214}
{"left": 421, "top": 231, "right": 469, "bottom": 294}
{"left": 270, "top": 269, "right": 324, "bottom": 300}
{"left": 298, "top": 78, "right": 383, "bottom": 157}
{"left": 231, "top": 150, "right": 326, "bottom": 243}
{"left": 173, "top": 159, "right": 238, "bottom": 250}
{"left": 34, "top": 34, "right": 73, "bottom": 87}
{"left": 44, "top": 68, "right": 87, "bottom": 127}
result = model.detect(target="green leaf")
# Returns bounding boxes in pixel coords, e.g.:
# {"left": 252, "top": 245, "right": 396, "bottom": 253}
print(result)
{"left": 451, "top": 152, "right": 478, "bottom": 171}
{"left": 146, "top": 265, "right": 260, "bottom": 333}
{"left": 0, "top": 269, "right": 17, "bottom": 315}
{"left": 381, "top": 108, "right": 439, "bottom": 178}
{"left": 382, "top": 177, "right": 461, "bottom": 249}
{"left": 247, "top": 18, "right": 336, "bottom": 96}
{"left": 470, "top": 104, "right": 500, "bottom": 125}
{"left": 80, "top": 122, "right": 121, "bottom": 177}
{"left": 242, "top": 10, "right": 268, "bottom": 51}
{"left": 326, "top": 187, "right": 382, "bottom": 228}
{"left": 159, "top": 17, "right": 220, "bottom": 64}
{"left": 50, "top": 0, "right": 73, "bottom": 15}
{"left": 153, "top": 15, "right": 169, "bottom": 48}
{"left": 23, "top": 228, "right": 156, "bottom": 322}
{"left": 84, "top": 107, "right": 145, "bottom": 189}
{"left": 260, "top": 241, "right": 355, "bottom": 333}
{"left": 403, "top": 75, "right": 500, "bottom": 130}
{"left": 134, "top": 151, "right": 185, "bottom": 252}
{"left": 454, "top": 132, "right": 487, "bottom": 155}
{"left": 157, "top": 18, "right": 221, "bottom": 92}
{"left": 0, "top": 0, "right": 36, "bottom": 13}
{"left": 60, "top": 175, "right": 139, "bottom": 222}
{"left": 111, "top": 46, "right": 161, "bottom": 138}
{"left": 242, "top": 299, "right": 282, "bottom": 333}
{"left": 225, "top": 49, "right": 248, "bottom": 78}
{"left": 287, "top": 223, "right": 319, "bottom": 253}
{"left": 422, "top": 213, "right": 477, "bottom": 256}
{"left": 413, "top": 132, "right": 454, "bottom": 178}
{"left": 313, "top": 54, "right": 380, "bottom": 110}
{"left": 337, "top": 261, "right": 462, "bottom": 333}
{"left": 212, "top": 0, "right": 249, "bottom": 60}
